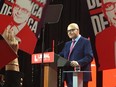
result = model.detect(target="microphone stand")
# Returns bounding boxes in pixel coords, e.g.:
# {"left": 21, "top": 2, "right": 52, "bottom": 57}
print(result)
{"left": 40, "top": 23, "right": 46, "bottom": 87}
{"left": 39, "top": 4, "right": 63, "bottom": 87}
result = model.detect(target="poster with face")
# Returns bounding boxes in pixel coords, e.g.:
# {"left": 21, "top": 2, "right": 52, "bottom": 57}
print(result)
{"left": 0, "top": 0, "right": 49, "bottom": 69}
{"left": 0, "top": 0, "right": 49, "bottom": 36}
{"left": 92, "top": 0, "right": 116, "bottom": 71}
{"left": 0, "top": 0, "right": 49, "bottom": 54}
{"left": 84, "top": 0, "right": 116, "bottom": 70}
{"left": 102, "top": 0, "right": 116, "bottom": 28}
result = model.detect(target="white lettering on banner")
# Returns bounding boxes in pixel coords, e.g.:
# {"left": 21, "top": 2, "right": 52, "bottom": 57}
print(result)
{"left": 0, "top": 3, "right": 12, "bottom": 15}
{"left": 31, "top": 1, "right": 45, "bottom": 18}
{"left": 32, "top": 52, "right": 54, "bottom": 63}
{"left": 28, "top": 18, "right": 38, "bottom": 33}
{"left": 87, "top": 0, "right": 96, "bottom": 10}
{"left": 39, "top": 54, "right": 50, "bottom": 59}
{"left": 31, "top": 2, "right": 39, "bottom": 16}
{"left": 36, "top": 7, "right": 43, "bottom": 18}
{"left": 34, "top": 53, "right": 50, "bottom": 62}
{"left": 87, "top": 0, "right": 101, "bottom": 10}
{"left": 91, "top": 13, "right": 108, "bottom": 35}
{"left": 86, "top": 0, "right": 109, "bottom": 35}
{"left": 34, "top": 54, "right": 41, "bottom": 62}
{"left": 0, "top": 0, "right": 47, "bottom": 37}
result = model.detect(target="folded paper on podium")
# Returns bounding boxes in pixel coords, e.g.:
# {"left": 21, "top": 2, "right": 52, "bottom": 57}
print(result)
{"left": 0, "top": 34, "right": 18, "bottom": 69}
{"left": 54, "top": 53, "right": 70, "bottom": 67}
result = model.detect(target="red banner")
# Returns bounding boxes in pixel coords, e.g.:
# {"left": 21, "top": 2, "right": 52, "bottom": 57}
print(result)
{"left": 0, "top": 0, "right": 49, "bottom": 54}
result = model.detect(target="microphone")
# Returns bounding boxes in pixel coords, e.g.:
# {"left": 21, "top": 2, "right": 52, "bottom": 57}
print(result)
{"left": 45, "top": 41, "right": 64, "bottom": 52}
{"left": 74, "top": 66, "right": 81, "bottom": 71}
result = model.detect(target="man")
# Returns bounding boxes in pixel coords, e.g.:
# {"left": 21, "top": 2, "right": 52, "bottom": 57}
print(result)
{"left": 59, "top": 23, "right": 93, "bottom": 87}
{"left": 96, "top": 0, "right": 116, "bottom": 70}
{"left": 0, "top": 0, "right": 37, "bottom": 54}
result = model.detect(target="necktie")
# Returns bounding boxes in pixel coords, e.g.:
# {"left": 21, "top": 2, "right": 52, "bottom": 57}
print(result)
{"left": 68, "top": 40, "right": 75, "bottom": 60}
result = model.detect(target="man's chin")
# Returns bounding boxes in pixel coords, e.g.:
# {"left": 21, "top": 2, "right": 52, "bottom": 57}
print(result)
{"left": 14, "top": 20, "right": 24, "bottom": 25}
{"left": 69, "top": 36, "right": 73, "bottom": 39}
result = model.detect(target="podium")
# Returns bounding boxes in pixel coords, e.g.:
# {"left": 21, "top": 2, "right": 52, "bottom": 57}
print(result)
{"left": 31, "top": 52, "right": 69, "bottom": 87}
{"left": 63, "top": 71, "right": 90, "bottom": 87}
{"left": 43, "top": 53, "right": 70, "bottom": 87}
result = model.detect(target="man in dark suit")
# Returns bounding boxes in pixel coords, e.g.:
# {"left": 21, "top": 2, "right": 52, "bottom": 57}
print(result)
{"left": 59, "top": 23, "right": 93, "bottom": 87}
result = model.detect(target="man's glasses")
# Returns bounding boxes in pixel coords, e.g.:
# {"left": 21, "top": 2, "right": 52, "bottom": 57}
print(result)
{"left": 13, "top": 4, "right": 30, "bottom": 14}
{"left": 103, "top": 2, "right": 116, "bottom": 11}
{"left": 67, "top": 29, "right": 77, "bottom": 33}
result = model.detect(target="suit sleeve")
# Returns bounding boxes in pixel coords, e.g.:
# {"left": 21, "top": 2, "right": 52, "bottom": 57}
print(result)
{"left": 78, "top": 40, "right": 93, "bottom": 67}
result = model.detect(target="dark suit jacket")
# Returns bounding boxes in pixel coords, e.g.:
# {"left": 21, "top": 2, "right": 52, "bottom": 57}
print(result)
{"left": 59, "top": 36, "right": 93, "bottom": 82}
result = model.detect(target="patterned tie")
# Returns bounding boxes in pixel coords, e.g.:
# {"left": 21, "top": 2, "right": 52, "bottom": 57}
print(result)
{"left": 68, "top": 40, "right": 75, "bottom": 60}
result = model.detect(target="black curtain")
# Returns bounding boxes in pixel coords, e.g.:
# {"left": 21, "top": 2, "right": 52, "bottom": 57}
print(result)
{"left": 33, "top": 0, "right": 102, "bottom": 87}
{"left": 0, "top": 0, "right": 102, "bottom": 87}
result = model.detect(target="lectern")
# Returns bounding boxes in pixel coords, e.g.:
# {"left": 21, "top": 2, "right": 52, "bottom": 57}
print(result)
{"left": 43, "top": 53, "right": 70, "bottom": 87}
{"left": 31, "top": 52, "right": 69, "bottom": 87}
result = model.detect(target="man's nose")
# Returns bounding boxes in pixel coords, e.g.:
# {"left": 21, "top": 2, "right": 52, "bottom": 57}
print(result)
{"left": 17, "top": 9, "right": 22, "bottom": 14}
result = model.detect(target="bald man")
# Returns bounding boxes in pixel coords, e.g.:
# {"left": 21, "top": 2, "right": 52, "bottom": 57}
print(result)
{"left": 59, "top": 23, "right": 93, "bottom": 87}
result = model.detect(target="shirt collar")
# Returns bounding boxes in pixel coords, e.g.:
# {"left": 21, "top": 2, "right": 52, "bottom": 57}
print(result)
{"left": 72, "top": 34, "right": 81, "bottom": 42}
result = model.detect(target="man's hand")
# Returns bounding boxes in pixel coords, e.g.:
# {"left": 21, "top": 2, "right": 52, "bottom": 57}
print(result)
{"left": 70, "top": 60, "right": 80, "bottom": 67}
{"left": 2, "top": 25, "right": 19, "bottom": 53}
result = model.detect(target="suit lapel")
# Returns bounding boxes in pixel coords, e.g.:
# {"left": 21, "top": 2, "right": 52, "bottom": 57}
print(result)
{"left": 73, "top": 37, "right": 82, "bottom": 50}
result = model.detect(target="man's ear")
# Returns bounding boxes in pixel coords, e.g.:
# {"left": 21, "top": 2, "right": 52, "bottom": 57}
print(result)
{"left": 28, "top": 12, "right": 31, "bottom": 18}
{"left": 102, "top": 8, "right": 111, "bottom": 25}
{"left": 102, "top": 10, "right": 108, "bottom": 19}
